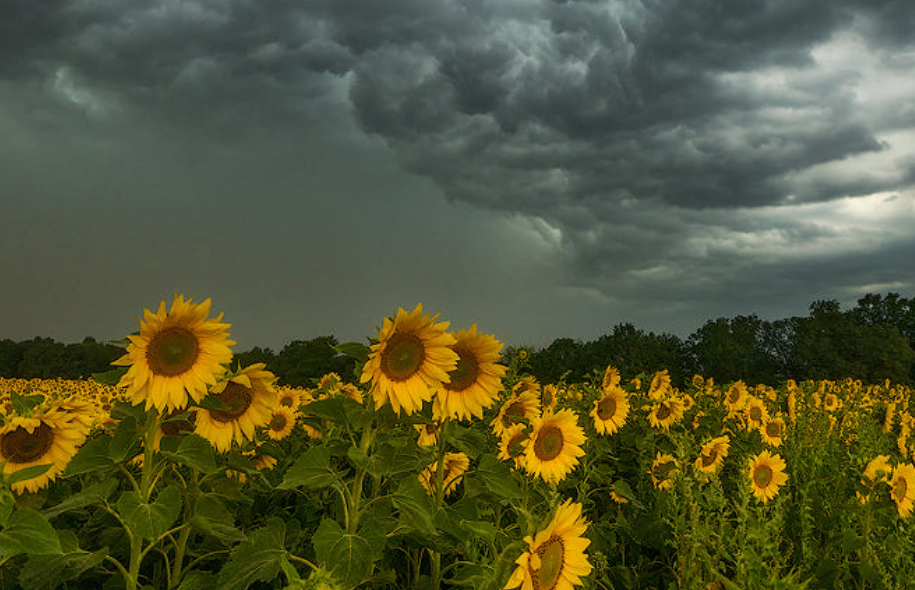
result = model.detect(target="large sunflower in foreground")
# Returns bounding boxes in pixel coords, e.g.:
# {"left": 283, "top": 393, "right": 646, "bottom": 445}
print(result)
{"left": 1, "top": 406, "right": 91, "bottom": 494}
{"left": 524, "top": 410, "right": 586, "bottom": 484}
{"left": 194, "top": 363, "right": 278, "bottom": 452}
{"left": 695, "top": 435, "right": 730, "bottom": 475}
{"left": 505, "top": 499, "right": 592, "bottom": 590}
{"left": 748, "top": 450, "right": 789, "bottom": 503}
{"left": 890, "top": 462, "right": 915, "bottom": 517}
{"left": 114, "top": 295, "right": 235, "bottom": 412}
{"left": 590, "top": 386, "right": 629, "bottom": 435}
{"left": 360, "top": 304, "right": 459, "bottom": 416}
{"left": 436, "top": 325, "right": 507, "bottom": 421}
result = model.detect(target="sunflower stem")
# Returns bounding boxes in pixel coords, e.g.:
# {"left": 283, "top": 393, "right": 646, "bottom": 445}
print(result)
{"left": 429, "top": 418, "right": 449, "bottom": 590}
{"left": 170, "top": 467, "right": 198, "bottom": 588}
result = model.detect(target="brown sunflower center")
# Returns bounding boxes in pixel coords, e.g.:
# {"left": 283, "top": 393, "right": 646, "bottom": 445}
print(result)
{"left": 655, "top": 403, "right": 672, "bottom": 421}
{"left": 1, "top": 423, "right": 55, "bottom": 464}
{"left": 749, "top": 406, "right": 762, "bottom": 421}
{"left": 534, "top": 425, "right": 564, "bottom": 461}
{"left": 534, "top": 536, "right": 565, "bottom": 590}
{"left": 507, "top": 431, "right": 529, "bottom": 458}
{"left": 894, "top": 476, "right": 908, "bottom": 502}
{"left": 446, "top": 346, "right": 480, "bottom": 392}
{"left": 701, "top": 448, "right": 718, "bottom": 468}
{"left": 209, "top": 382, "right": 253, "bottom": 423}
{"left": 160, "top": 410, "right": 195, "bottom": 436}
{"left": 765, "top": 422, "right": 782, "bottom": 437}
{"left": 270, "top": 413, "right": 288, "bottom": 431}
{"left": 728, "top": 389, "right": 741, "bottom": 404}
{"left": 381, "top": 333, "right": 425, "bottom": 382}
{"left": 146, "top": 327, "right": 200, "bottom": 377}
{"left": 279, "top": 393, "right": 295, "bottom": 407}
{"left": 753, "top": 464, "right": 774, "bottom": 488}
{"left": 501, "top": 401, "right": 526, "bottom": 428}
{"left": 596, "top": 395, "right": 617, "bottom": 421}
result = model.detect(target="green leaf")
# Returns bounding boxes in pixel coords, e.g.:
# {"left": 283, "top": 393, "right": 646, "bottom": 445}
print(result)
{"left": 612, "top": 479, "right": 636, "bottom": 502}
{"left": 176, "top": 571, "right": 218, "bottom": 590}
{"left": 161, "top": 434, "right": 219, "bottom": 474}
{"left": 116, "top": 485, "right": 182, "bottom": 540}
{"left": 109, "top": 415, "right": 140, "bottom": 462}
{"left": 391, "top": 477, "right": 437, "bottom": 538}
{"left": 195, "top": 395, "right": 232, "bottom": 412}
{"left": 277, "top": 446, "right": 343, "bottom": 491}
{"left": 19, "top": 531, "right": 108, "bottom": 590}
{"left": 300, "top": 397, "right": 349, "bottom": 424}
{"left": 11, "top": 392, "right": 45, "bottom": 414}
{"left": 311, "top": 518, "right": 375, "bottom": 590}
{"left": 457, "top": 519, "right": 497, "bottom": 543}
{"left": 5, "top": 463, "right": 53, "bottom": 486}
{"left": 0, "top": 508, "right": 62, "bottom": 555}
{"left": 471, "top": 454, "right": 523, "bottom": 499}
{"left": 216, "top": 517, "right": 286, "bottom": 590}
{"left": 63, "top": 435, "right": 115, "bottom": 476}
{"left": 91, "top": 367, "right": 127, "bottom": 386}
{"left": 333, "top": 342, "right": 370, "bottom": 364}
{"left": 191, "top": 495, "right": 245, "bottom": 544}
{"left": 372, "top": 440, "right": 426, "bottom": 476}
{"left": 43, "top": 479, "right": 118, "bottom": 519}
{"left": 0, "top": 490, "right": 14, "bottom": 527}
{"left": 346, "top": 446, "right": 379, "bottom": 476}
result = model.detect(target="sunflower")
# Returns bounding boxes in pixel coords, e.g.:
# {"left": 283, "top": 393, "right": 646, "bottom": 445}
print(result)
{"left": 823, "top": 392, "right": 840, "bottom": 412}
{"left": 601, "top": 365, "right": 621, "bottom": 390}
{"left": 858, "top": 455, "right": 892, "bottom": 504}
{"left": 724, "top": 381, "right": 749, "bottom": 414}
{"left": 590, "top": 386, "right": 629, "bottom": 435}
{"left": 360, "top": 304, "right": 459, "bottom": 416}
{"left": 265, "top": 405, "right": 296, "bottom": 441}
{"left": 436, "top": 325, "right": 507, "bottom": 421}
{"left": 1, "top": 407, "right": 91, "bottom": 494}
{"left": 276, "top": 387, "right": 303, "bottom": 410}
{"left": 695, "top": 435, "right": 730, "bottom": 475}
{"left": 744, "top": 397, "right": 769, "bottom": 429}
{"left": 541, "top": 384, "right": 560, "bottom": 413}
{"left": 890, "top": 463, "right": 915, "bottom": 517}
{"left": 418, "top": 452, "right": 469, "bottom": 498}
{"left": 648, "top": 370, "right": 671, "bottom": 399}
{"left": 524, "top": 410, "right": 586, "bottom": 484}
{"left": 414, "top": 422, "right": 439, "bottom": 447}
{"left": 497, "top": 423, "right": 530, "bottom": 470}
{"left": 748, "top": 450, "right": 789, "bottom": 503}
{"left": 114, "top": 295, "right": 235, "bottom": 413}
{"left": 505, "top": 499, "right": 592, "bottom": 590}
{"left": 650, "top": 452, "right": 679, "bottom": 490}
{"left": 194, "top": 364, "right": 278, "bottom": 452}
{"left": 759, "top": 417, "right": 786, "bottom": 448}
{"left": 491, "top": 390, "right": 542, "bottom": 438}
{"left": 647, "top": 398, "right": 684, "bottom": 432}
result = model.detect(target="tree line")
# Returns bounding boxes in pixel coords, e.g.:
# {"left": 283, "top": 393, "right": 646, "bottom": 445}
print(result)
{"left": 1, "top": 293, "right": 914, "bottom": 389}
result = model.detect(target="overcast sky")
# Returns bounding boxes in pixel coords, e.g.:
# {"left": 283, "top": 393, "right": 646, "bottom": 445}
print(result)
{"left": 2, "top": 0, "right": 915, "bottom": 351}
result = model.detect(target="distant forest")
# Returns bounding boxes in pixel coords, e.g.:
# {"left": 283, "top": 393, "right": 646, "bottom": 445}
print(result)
{"left": 2, "top": 293, "right": 914, "bottom": 389}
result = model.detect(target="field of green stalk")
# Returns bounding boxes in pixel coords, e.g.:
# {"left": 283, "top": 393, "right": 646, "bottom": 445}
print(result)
{"left": 2, "top": 296, "right": 915, "bottom": 590}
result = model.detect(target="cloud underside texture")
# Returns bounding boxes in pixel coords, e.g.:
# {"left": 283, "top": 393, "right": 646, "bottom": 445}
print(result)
{"left": 4, "top": 0, "right": 915, "bottom": 310}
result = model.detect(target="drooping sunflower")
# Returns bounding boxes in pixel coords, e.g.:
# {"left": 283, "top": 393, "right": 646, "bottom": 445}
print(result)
{"left": 1, "top": 407, "right": 91, "bottom": 494}
{"left": 695, "top": 435, "right": 730, "bottom": 475}
{"left": 524, "top": 410, "right": 586, "bottom": 484}
{"left": 414, "top": 422, "right": 439, "bottom": 447}
{"left": 194, "top": 363, "right": 278, "bottom": 452}
{"left": 497, "top": 423, "right": 530, "bottom": 470}
{"left": 360, "top": 304, "right": 459, "bottom": 416}
{"left": 590, "top": 386, "right": 629, "bottom": 435}
{"left": 491, "top": 389, "right": 542, "bottom": 438}
{"left": 724, "top": 381, "right": 749, "bottom": 414}
{"left": 114, "top": 295, "right": 235, "bottom": 413}
{"left": 759, "top": 417, "right": 786, "bottom": 448}
{"left": 436, "top": 325, "right": 507, "bottom": 421}
{"left": 650, "top": 452, "right": 679, "bottom": 490}
{"left": 858, "top": 455, "right": 892, "bottom": 504}
{"left": 601, "top": 365, "right": 621, "bottom": 390}
{"left": 890, "top": 463, "right": 915, "bottom": 517}
{"left": 265, "top": 405, "right": 296, "bottom": 441}
{"left": 648, "top": 370, "right": 671, "bottom": 400}
{"left": 505, "top": 499, "right": 592, "bottom": 590}
{"left": 647, "top": 398, "right": 684, "bottom": 432}
{"left": 418, "top": 452, "right": 469, "bottom": 498}
{"left": 748, "top": 450, "right": 789, "bottom": 503}
{"left": 541, "top": 384, "right": 561, "bottom": 413}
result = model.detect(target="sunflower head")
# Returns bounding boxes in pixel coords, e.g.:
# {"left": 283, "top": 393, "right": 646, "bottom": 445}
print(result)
{"left": 891, "top": 463, "right": 915, "bottom": 517}
{"left": 497, "top": 423, "right": 531, "bottom": 469}
{"left": 194, "top": 363, "right": 278, "bottom": 453}
{"left": 748, "top": 450, "right": 789, "bottom": 503}
{"left": 695, "top": 435, "right": 730, "bottom": 475}
{"left": 360, "top": 304, "right": 458, "bottom": 416}
{"left": 114, "top": 295, "right": 235, "bottom": 413}
{"left": 590, "top": 386, "right": 630, "bottom": 435}
{"left": 436, "top": 325, "right": 507, "bottom": 421}
{"left": 491, "top": 390, "right": 542, "bottom": 438}
{"left": 650, "top": 453, "right": 679, "bottom": 490}
{"left": 523, "top": 410, "right": 586, "bottom": 485}
{"left": 418, "top": 452, "right": 470, "bottom": 498}
{"left": 266, "top": 405, "right": 296, "bottom": 441}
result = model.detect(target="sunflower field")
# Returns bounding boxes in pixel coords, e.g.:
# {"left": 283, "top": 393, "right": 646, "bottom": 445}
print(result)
{"left": 2, "top": 296, "right": 915, "bottom": 590}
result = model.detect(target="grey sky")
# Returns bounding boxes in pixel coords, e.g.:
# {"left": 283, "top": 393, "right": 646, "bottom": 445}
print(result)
{"left": 2, "top": 0, "right": 914, "bottom": 351}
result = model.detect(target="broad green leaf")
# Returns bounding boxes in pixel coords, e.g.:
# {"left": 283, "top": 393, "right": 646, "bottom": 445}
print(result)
{"left": 333, "top": 342, "right": 370, "bottom": 364}
{"left": 62, "top": 435, "right": 114, "bottom": 476}
{"left": 11, "top": 392, "right": 46, "bottom": 414}
{"left": 391, "top": 477, "right": 437, "bottom": 538}
{"left": 311, "top": 518, "right": 375, "bottom": 590}
{"left": 109, "top": 415, "right": 139, "bottom": 462}
{"left": 346, "top": 446, "right": 379, "bottom": 476}
{"left": 195, "top": 395, "right": 232, "bottom": 412}
{"left": 161, "top": 434, "right": 219, "bottom": 474}
{"left": 5, "top": 463, "right": 53, "bottom": 486}
{"left": 216, "top": 517, "right": 286, "bottom": 590}
{"left": 191, "top": 495, "right": 245, "bottom": 544}
{"left": 612, "top": 479, "right": 636, "bottom": 502}
{"left": 277, "top": 446, "right": 343, "bottom": 490}
{"left": 457, "top": 519, "right": 497, "bottom": 543}
{"left": 373, "top": 440, "right": 426, "bottom": 476}
{"left": 19, "top": 530, "right": 108, "bottom": 590}
{"left": 0, "top": 490, "right": 14, "bottom": 526}
{"left": 176, "top": 571, "right": 218, "bottom": 590}
{"left": 300, "top": 397, "right": 349, "bottom": 424}
{"left": 43, "top": 479, "right": 118, "bottom": 519}
{"left": 471, "top": 454, "right": 523, "bottom": 499}
{"left": 116, "top": 485, "right": 182, "bottom": 540}
{"left": 91, "top": 367, "right": 127, "bottom": 386}
{"left": 0, "top": 508, "right": 62, "bottom": 555}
